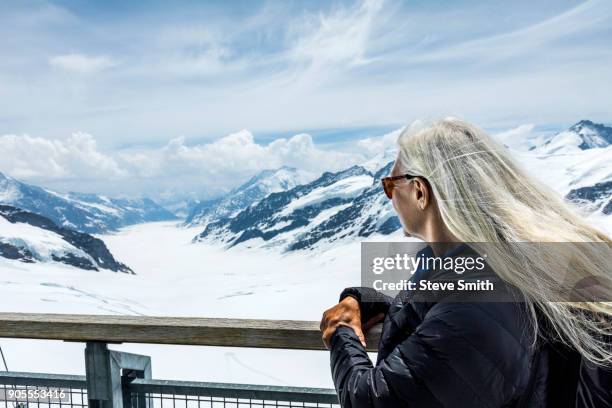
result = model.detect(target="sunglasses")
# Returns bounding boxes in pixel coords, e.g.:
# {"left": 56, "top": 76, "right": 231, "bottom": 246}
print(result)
{"left": 381, "top": 174, "right": 418, "bottom": 199}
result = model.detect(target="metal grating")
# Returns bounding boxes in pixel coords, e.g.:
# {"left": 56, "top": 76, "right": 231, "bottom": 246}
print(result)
{"left": 125, "top": 379, "right": 339, "bottom": 408}
{"left": 0, "top": 373, "right": 338, "bottom": 408}
{"left": 128, "top": 393, "right": 338, "bottom": 408}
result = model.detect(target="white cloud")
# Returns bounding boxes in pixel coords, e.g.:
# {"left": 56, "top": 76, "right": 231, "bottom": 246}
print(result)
{"left": 288, "top": 0, "right": 383, "bottom": 68}
{"left": 355, "top": 120, "right": 433, "bottom": 155}
{"left": 120, "top": 130, "right": 365, "bottom": 194}
{"left": 163, "top": 46, "right": 235, "bottom": 76}
{"left": 2, "top": 1, "right": 611, "bottom": 142}
{"left": 492, "top": 124, "right": 544, "bottom": 152}
{"left": 494, "top": 124, "right": 535, "bottom": 141}
{"left": 49, "top": 53, "right": 117, "bottom": 73}
{"left": 400, "top": 0, "right": 611, "bottom": 66}
{"left": 148, "top": 26, "right": 242, "bottom": 77}
{"left": 0, "top": 133, "right": 125, "bottom": 180}
{"left": 0, "top": 129, "right": 371, "bottom": 197}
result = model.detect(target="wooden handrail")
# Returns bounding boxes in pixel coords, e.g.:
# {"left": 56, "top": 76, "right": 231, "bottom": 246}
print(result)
{"left": 0, "top": 313, "right": 382, "bottom": 351}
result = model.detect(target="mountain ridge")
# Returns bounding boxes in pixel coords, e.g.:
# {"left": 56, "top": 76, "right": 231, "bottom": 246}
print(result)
{"left": 0, "top": 204, "right": 133, "bottom": 273}
{"left": 534, "top": 119, "right": 612, "bottom": 154}
{"left": 0, "top": 172, "right": 177, "bottom": 234}
{"left": 185, "top": 166, "right": 315, "bottom": 227}
{"left": 193, "top": 163, "right": 399, "bottom": 251}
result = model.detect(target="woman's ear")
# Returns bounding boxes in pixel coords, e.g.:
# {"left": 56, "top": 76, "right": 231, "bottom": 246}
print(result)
{"left": 413, "top": 178, "right": 430, "bottom": 210}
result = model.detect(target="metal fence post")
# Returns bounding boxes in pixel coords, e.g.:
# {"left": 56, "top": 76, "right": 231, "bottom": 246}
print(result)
{"left": 85, "top": 342, "right": 152, "bottom": 408}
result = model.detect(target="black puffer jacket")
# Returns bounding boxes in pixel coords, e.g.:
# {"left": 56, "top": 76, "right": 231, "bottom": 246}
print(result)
{"left": 329, "top": 245, "right": 612, "bottom": 407}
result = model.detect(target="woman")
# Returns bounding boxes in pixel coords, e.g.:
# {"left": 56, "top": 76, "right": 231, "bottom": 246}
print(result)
{"left": 320, "top": 119, "right": 612, "bottom": 407}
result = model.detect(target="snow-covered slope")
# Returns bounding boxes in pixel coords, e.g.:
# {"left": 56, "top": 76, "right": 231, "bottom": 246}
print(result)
{"left": 185, "top": 166, "right": 315, "bottom": 226}
{"left": 193, "top": 162, "right": 400, "bottom": 251}
{"left": 0, "top": 205, "right": 132, "bottom": 273}
{"left": 0, "top": 172, "right": 177, "bottom": 233}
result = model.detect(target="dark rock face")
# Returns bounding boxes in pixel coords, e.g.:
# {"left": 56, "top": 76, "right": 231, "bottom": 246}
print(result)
{"left": 0, "top": 205, "right": 133, "bottom": 273}
{"left": 0, "top": 242, "right": 35, "bottom": 262}
{"left": 566, "top": 181, "right": 612, "bottom": 215}
{"left": 566, "top": 180, "right": 612, "bottom": 202}
{"left": 51, "top": 253, "right": 98, "bottom": 271}
{"left": 604, "top": 200, "right": 612, "bottom": 215}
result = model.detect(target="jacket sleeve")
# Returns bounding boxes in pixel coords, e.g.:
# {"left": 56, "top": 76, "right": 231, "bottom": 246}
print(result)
{"left": 330, "top": 303, "right": 529, "bottom": 408}
{"left": 330, "top": 326, "right": 441, "bottom": 408}
{"left": 339, "top": 287, "right": 393, "bottom": 323}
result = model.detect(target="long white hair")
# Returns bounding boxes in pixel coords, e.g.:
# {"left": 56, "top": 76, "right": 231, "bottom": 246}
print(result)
{"left": 397, "top": 118, "right": 612, "bottom": 365}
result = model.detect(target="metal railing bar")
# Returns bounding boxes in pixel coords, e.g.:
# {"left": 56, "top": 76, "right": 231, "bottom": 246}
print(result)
{"left": 0, "top": 372, "right": 86, "bottom": 388}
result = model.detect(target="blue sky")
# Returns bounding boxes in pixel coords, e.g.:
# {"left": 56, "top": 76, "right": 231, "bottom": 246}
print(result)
{"left": 0, "top": 0, "right": 611, "bottom": 199}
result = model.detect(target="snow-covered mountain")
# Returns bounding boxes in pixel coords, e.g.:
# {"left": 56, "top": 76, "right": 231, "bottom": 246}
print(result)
{"left": 0, "top": 172, "right": 177, "bottom": 234}
{"left": 513, "top": 120, "right": 612, "bottom": 214}
{"left": 193, "top": 160, "right": 400, "bottom": 251}
{"left": 532, "top": 120, "right": 612, "bottom": 154}
{"left": 185, "top": 166, "right": 315, "bottom": 226}
{"left": 0, "top": 205, "right": 132, "bottom": 273}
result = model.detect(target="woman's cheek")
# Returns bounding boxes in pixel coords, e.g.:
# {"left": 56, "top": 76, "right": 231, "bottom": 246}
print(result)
{"left": 393, "top": 197, "right": 413, "bottom": 233}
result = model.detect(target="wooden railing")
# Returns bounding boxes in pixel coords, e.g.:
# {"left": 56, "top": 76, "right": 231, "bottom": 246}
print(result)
{"left": 0, "top": 313, "right": 382, "bottom": 351}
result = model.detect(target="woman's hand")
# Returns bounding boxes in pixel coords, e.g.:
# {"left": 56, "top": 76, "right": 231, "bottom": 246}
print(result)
{"left": 320, "top": 296, "right": 385, "bottom": 349}
{"left": 321, "top": 296, "right": 363, "bottom": 349}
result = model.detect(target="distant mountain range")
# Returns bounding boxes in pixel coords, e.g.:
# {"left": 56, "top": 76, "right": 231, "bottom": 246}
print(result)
{"left": 193, "top": 150, "right": 400, "bottom": 251}
{"left": 185, "top": 166, "right": 314, "bottom": 226}
{"left": 0, "top": 204, "right": 132, "bottom": 273}
{"left": 0, "top": 172, "right": 177, "bottom": 234}
{"left": 193, "top": 120, "right": 612, "bottom": 251}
